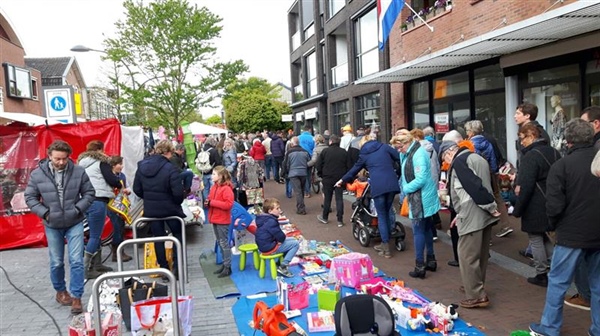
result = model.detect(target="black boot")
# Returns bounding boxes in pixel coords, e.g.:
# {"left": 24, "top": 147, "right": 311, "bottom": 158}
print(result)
{"left": 409, "top": 260, "right": 426, "bottom": 279}
{"left": 217, "top": 265, "right": 232, "bottom": 278}
{"left": 92, "top": 249, "right": 113, "bottom": 273}
{"left": 213, "top": 264, "right": 225, "bottom": 275}
{"left": 425, "top": 255, "right": 437, "bottom": 272}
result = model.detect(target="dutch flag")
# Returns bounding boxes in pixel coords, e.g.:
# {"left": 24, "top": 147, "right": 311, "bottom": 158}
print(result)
{"left": 378, "top": 0, "right": 404, "bottom": 50}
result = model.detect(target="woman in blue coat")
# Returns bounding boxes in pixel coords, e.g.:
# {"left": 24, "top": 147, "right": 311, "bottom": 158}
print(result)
{"left": 392, "top": 132, "right": 440, "bottom": 278}
{"left": 337, "top": 133, "right": 400, "bottom": 258}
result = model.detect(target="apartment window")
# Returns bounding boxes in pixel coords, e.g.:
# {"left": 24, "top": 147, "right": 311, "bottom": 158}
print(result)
{"left": 306, "top": 52, "right": 318, "bottom": 97}
{"left": 302, "top": 0, "right": 315, "bottom": 41}
{"left": 4, "top": 63, "right": 32, "bottom": 99}
{"left": 332, "top": 100, "right": 349, "bottom": 132}
{"left": 355, "top": 92, "right": 380, "bottom": 128}
{"left": 355, "top": 8, "right": 378, "bottom": 78}
{"left": 329, "top": 0, "right": 345, "bottom": 18}
{"left": 31, "top": 78, "right": 38, "bottom": 100}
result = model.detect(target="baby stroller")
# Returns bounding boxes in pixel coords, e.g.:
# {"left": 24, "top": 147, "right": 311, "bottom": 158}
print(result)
{"left": 350, "top": 183, "right": 407, "bottom": 251}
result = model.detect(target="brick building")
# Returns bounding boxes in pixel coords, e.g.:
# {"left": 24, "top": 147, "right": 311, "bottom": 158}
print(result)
{"left": 289, "top": 0, "right": 600, "bottom": 164}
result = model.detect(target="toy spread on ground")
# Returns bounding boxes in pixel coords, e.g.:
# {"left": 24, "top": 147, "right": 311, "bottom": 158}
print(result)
{"left": 230, "top": 209, "right": 486, "bottom": 336}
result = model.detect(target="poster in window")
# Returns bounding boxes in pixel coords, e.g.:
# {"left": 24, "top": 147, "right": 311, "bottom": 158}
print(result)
{"left": 434, "top": 112, "right": 449, "bottom": 133}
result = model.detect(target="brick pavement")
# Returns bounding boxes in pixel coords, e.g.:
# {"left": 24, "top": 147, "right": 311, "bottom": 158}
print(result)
{"left": 0, "top": 179, "right": 593, "bottom": 335}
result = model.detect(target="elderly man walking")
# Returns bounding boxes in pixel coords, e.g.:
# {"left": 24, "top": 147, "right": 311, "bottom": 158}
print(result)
{"left": 529, "top": 119, "right": 600, "bottom": 336}
{"left": 25, "top": 140, "right": 95, "bottom": 314}
{"left": 281, "top": 136, "right": 311, "bottom": 215}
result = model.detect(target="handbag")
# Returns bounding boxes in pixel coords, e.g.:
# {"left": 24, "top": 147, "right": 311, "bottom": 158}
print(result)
{"left": 108, "top": 183, "right": 132, "bottom": 225}
{"left": 131, "top": 296, "right": 194, "bottom": 336}
{"left": 144, "top": 242, "right": 174, "bottom": 278}
{"left": 400, "top": 198, "right": 409, "bottom": 217}
{"left": 117, "top": 279, "right": 168, "bottom": 331}
{"left": 68, "top": 312, "right": 121, "bottom": 336}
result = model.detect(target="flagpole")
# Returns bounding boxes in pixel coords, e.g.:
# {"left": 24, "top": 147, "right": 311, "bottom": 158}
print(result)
{"left": 404, "top": 1, "right": 434, "bottom": 32}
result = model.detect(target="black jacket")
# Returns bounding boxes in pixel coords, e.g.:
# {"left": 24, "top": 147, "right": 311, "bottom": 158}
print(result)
{"left": 25, "top": 159, "right": 95, "bottom": 229}
{"left": 512, "top": 140, "right": 560, "bottom": 233}
{"left": 133, "top": 154, "right": 185, "bottom": 218}
{"left": 254, "top": 213, "right": 285, "bottom": 253}
{"left": 546, "top": 144, "right": 600, "bottom": 249}
{"left": 169, "top": 152, "right": 185, "bottom": 173}
{"left": 316, "top": 143, "right": 350, "bottom": 183}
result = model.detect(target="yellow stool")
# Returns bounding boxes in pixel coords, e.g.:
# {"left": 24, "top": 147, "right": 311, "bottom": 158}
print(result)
{"left": 258, "top": 253, "right": 284, "bottom": 279}
{"left": 238, "top": 243, "right": 259, "bottom": 271}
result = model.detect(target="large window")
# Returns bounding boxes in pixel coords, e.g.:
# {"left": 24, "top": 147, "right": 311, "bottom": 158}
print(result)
{"left": 355, "top": 8, "right": 378, "bottom": 78}
{"left": 329, "top": 0, "right": 345, "bottom": 18}
{"left": 332, "top": 100, "right": 349, "bottom": 133}
{"left": 355, "top": 92, "right": 380, "bottom": 128}
{"left": 433, "top": 72, "right": 469, "bottom": 98}
{"left": 4, "top": 63, "right": 32, "bottom": 99}
{"left": 306, "top": 52, "right": 318, "bottom": 97}
{"left": 410, "top": 81, "right": 430, "bottom": 130}
{"left": 302, "top": 0, "right": 315, "bottom": 41}
{"left": 475, "top": 92, "right": 506, "bottom": 158}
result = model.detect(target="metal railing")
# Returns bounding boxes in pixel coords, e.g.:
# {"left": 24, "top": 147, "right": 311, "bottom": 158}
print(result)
{"left": 91, "top": 269, "right": 180, "bottom": 336}
{"left": 131, "top": 216, "right": 188, "bottom": 284}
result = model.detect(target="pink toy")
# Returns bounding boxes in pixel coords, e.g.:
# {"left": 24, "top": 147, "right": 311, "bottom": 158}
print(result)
{"left": 332, "top": 253, "right": 374, "bottom": 287}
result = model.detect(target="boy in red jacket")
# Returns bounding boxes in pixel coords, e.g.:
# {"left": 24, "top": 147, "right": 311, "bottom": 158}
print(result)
{"left": 254, "top": 198, "right": 299, "bottom": 277}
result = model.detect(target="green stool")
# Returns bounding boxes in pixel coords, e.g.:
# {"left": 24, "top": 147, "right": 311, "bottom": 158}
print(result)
{"left": 238, "top": 243, "right": 259, "bottom": 271}
{"left": 258, "top": 253, "right": 284, "bottom": 279}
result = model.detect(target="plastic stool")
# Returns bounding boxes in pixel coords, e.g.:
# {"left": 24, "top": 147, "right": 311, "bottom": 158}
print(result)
{"left": 258, "top": 253, "right": 284, "bottom": 279}
{"left": 238, "top": 244, "right": 259, "bottom": 271}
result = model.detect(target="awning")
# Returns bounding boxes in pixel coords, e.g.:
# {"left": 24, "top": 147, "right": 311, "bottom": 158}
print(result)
{"left": 0, "top": 111, "right": 65, "bottom": 126}
{"left": 356, "top": 1, "right": 600, "bottom": 84}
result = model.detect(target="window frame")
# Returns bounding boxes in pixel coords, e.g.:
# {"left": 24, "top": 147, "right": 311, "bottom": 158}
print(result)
{"left": 4, "top": 63, "right": 33, "bottom": 99}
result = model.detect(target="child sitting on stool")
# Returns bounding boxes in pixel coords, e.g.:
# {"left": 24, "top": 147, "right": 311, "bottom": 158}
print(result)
{"left": 255, "top": 198, "right": 299, "bottom": 278}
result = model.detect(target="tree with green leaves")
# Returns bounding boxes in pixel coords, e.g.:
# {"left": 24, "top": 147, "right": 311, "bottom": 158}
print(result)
{"left": 205, "top": 114, "right": 224, "bottom": 125}
{"left": 104, "top": 0, "right": 247, "bottom": 134}
{"left": 223, "top": 77, "right": 292, "bottom": 133}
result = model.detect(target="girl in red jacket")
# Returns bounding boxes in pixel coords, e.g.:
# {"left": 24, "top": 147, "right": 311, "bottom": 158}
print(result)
{"left": 205, "top": 166, "right": 235, "bottom": 277}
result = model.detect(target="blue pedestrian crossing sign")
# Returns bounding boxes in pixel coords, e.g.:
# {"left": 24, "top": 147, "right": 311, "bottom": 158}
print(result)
{"left": 50, "top": 96, "right": 67, "bottom": 111}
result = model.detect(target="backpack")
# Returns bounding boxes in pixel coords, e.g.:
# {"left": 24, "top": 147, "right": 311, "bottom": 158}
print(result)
{"left": 195, "top": 148, "right": 213, "bottom": 173}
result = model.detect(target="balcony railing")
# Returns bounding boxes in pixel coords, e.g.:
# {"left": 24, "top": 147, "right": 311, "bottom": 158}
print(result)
{"left": 307, "top": 79, "right": 318, "bottom": 98}
{"left": 401, "top": 1, "right": 453, "bottom": 33}
{"left": 291, "top": 31, "right": 301, "bottom": 51}
{"left": 294, "top": 84, "right": 304, "bottom": 101}
{"left": 331, "top": 62, "right": 348, "bottom": 88}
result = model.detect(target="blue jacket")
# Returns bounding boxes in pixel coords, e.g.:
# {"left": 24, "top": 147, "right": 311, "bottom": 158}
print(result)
{"left": 133, "top": 154, "right": 185, "bottom": 218}
{"left": 298, "top": 131, "right": 315, "bottom": 155}
{"left": 270, "top": 135, "right": 285, "bottom": 158}
{"left": 254, "top": 213, "right": 285, "bottom": 253}
{"left": 471, "top": 135, "right": 498, "bottom": 173}
{"left": 341, "top": 141, "right": 400, "bottom": 198}
{"left": 400, "top": 141, "right": 440, "bottom": 219}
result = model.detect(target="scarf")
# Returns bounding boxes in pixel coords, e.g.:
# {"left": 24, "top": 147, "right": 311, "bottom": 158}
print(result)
{"left": 404, "top": 141, "right": 424, "bottom": 218}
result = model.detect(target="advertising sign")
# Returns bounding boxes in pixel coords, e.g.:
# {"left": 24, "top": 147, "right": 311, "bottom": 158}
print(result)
{"left": 434, "top": 112, "right": 450, "bottom": 133}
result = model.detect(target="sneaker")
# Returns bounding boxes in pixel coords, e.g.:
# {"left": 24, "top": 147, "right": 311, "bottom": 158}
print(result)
{"left": 519, "top": 249, "right": 534, "bottom": 259}
{"left": 527, "top": 273, "right": 548, "bottom": 287}
{"left": 317, "top": 215, "right": 329, "bottom": 224}
{"left": 564, "top": 293, "right": 591, "bottom": 311}
{"left": 433, "top": 236, "right": 438, "bottom": 242}
{"left": 529, "top": 323, "right": 550, "bottom": 336}
{"left": 337, "top": 221, "right": 344, "bottom": 227}
{"left": 277, "top": 265, "right": 293, "bottom": 278}
{"left": 496, "top": 226, "right": 514, "bottom": 238}
{"left": 342, "top": 190, "right": 349, "bottom": 195}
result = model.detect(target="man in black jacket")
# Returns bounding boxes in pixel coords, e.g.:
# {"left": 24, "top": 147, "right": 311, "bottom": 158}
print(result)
{"left": 171, "top": 144, "right": 193, "bottom": 194}
{"left": 529, "top": 119, "right": 600, "bottom": 336}
{"left": 199, "top": 136, "right": 222, "bottom": 200}
{"left": 316, "top": 135, "right": 350, "bottom": 227}
{"left": 25, "top": 140, "right": 95, "bottom": 314}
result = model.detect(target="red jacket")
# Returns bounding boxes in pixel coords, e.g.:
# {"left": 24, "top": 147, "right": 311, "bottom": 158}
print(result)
{"left": 207, "top": 182, "right": 234, "bottom": 225}
{"left": 249, "top": 142, "right": 266, "bottom": 161}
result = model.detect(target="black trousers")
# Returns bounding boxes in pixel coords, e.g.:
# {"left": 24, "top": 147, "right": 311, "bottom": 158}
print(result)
{"left": 150, "top": 219, "right": 182, "bottom": 273}
{"left": 449, "top": 209, "right": 459, "bottom": 262}
{"left": 322, "top": 180, "right": 344, "bottom": 222}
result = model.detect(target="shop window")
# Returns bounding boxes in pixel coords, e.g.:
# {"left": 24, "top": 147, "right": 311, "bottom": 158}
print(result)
{"left": 434, "top": 100, "right": 469, "bottom": 134}
{"left": 332, "top": 100, "right": 349, "bottom": 134}
{"left": 433, "top": 71, "right": 468, "bottom": 98}
{"left": 355, "top": 92, "right": 380, "bottom": 128}
{"left": 528, "top": 64, "right": 578, "bottom": 84}
{"left": 411, "top": 81, "right": 429, "bottom": 102}
{"left": 475, "top": 92, "right": 507, "bottom": 159}
{"left": 412, "top": 103, "right": 430, "bottom": 130}
{"left": 474, "top": 64, "right": 504, "bottom": 92}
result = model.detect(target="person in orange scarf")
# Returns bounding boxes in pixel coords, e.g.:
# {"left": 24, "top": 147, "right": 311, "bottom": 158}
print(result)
{"left": 441, "top": 130, "right": 474, "bottom": 267}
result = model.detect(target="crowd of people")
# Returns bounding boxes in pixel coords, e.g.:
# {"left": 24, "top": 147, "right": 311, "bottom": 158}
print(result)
{"left": 22, "top": 103, "right": 600, "bottom": 335}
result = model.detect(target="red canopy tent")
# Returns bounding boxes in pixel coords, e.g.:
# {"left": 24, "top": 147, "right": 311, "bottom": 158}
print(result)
{"left": 0, "top": 119, "right": 122, "bottom": 250}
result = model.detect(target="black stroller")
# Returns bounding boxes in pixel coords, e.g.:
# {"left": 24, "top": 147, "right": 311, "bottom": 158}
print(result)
{"left": 350, "top": 182, "right": 407, "bottom": 251}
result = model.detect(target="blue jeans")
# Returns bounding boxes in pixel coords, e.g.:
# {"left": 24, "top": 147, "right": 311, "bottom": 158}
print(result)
{"left": 275, "top": 238, "right": 300, "bottom": 266}
{"left": 412, "top": 216, "right": 435, "bottom": 263}
{"left": 180, "top": 170, "right": 194, "bottom": 190}
{"left": 304, "top": 168, "right": 312, "bottom": 195}
{"left": 44, "top": 223, "right": 85, "bottom": 298}
{"left": 85, "top": 200, "right": 107, "bottom": 254}
{"left": 285, "top": 178, "right": 293, "bottom": 198}
{"left": 372, "top": 192, "right": 395, "bottom": 243}
{"left": 202, "top": 173, "right": 213, "bottom": 200}
{"left": 107, "top": 210, "right": 125, "bottom": 247}
{"left": 265, "top": 155, "right": 273, "bottom": 180}
{"left": 533, "top": 245, "right": 600, "bottom": 336}
{"left": 574, "top": 254, "right": 591, "bottom": 301}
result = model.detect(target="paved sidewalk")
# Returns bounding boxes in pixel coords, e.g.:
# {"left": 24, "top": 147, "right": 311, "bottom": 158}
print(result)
{"left": 0, "top": 224, "right": 237, "bottom": 335}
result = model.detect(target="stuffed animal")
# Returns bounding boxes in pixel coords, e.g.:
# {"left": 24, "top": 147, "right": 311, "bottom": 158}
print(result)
{"left": 427, "top": 302, "right": 459, "bottom": 332}
{"left": 407, "top": 308, "right": 435, "bottom": 331}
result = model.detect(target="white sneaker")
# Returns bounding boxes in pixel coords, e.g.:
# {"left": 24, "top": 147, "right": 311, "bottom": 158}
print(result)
{"left": 495, "top": 227, "right": 514, "bottom": 238}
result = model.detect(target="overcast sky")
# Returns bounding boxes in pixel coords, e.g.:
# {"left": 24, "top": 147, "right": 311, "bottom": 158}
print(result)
{"left": 1, "top": 0, "right": 293, "bottom": 117}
